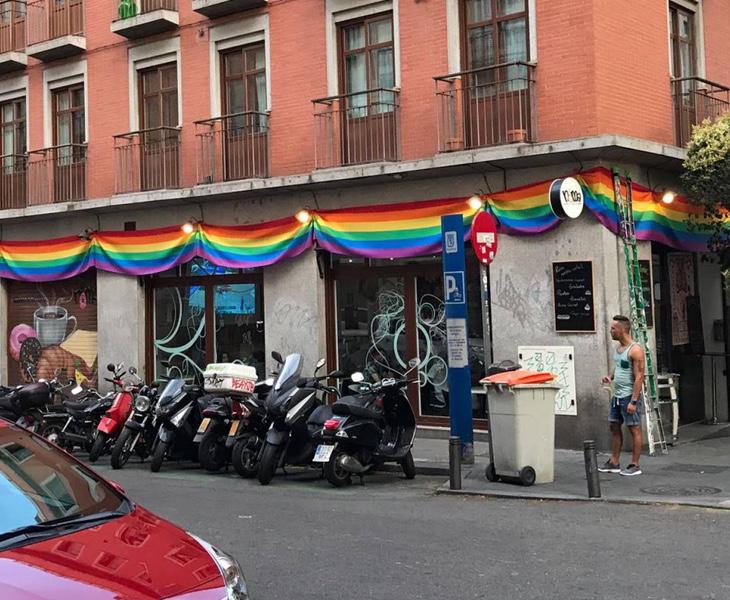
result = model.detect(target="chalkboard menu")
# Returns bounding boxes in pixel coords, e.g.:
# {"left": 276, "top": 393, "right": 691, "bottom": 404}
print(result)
{"left": 638, "top": 260, "right": 653, "bottom": 328}
{"left": 552, "top": 261, "right": 596, "bottom": 332}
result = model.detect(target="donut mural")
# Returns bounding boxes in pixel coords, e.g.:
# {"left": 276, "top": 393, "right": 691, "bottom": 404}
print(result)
{"left": 6, "top": 273, "right": 98, "bottom": 386}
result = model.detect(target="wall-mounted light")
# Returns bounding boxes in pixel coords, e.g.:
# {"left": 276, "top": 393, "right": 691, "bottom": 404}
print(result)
{"left": 468, "top": 194, "right": 484, "bottom": 210}
{"left": 661, "top": 190, "right": 676, "bottom": 205}
{"left": 295, "top": 209, "right": 312, "bottom": 224}
{"left": 181, "top": 221, "right": 196, "bottom": 234}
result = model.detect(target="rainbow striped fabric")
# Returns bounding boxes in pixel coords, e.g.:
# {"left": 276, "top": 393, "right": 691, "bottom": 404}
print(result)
{"left": 0, "top": 167, "right": 717, "bottom": 282}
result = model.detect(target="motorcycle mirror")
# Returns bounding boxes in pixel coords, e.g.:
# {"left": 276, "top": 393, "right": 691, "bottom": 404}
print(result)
{"left": 315, "top": 358, "right": 326, "bottom": 372}
{"left": 107, "top": 363, "right": 116, "bottom": 373}
{"left": 351, "top": 372, "right": 365, "bottom": 383}
{"left": 129, "top": 366, "right": 137, "bottom": 375}
{"left": 271, "top": 351, "right": 283, "bottom": 364}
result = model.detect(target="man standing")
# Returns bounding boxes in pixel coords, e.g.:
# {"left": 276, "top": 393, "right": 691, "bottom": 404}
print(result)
{"left": 598, "top": 315, "right": 645, "bottom": 476}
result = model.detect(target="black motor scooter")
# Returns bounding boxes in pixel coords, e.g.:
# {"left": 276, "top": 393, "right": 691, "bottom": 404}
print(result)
{"left": 315, "top": 359, "right": 419, "bottom": 487}
{"left": 256, "top": 352, "right": 342, "bottom": 486}
{"left": 149, "top": 378, "right": 207, "bottom": 472}
{"left": 230, "top": 378, "right": 274, "bottom": 478}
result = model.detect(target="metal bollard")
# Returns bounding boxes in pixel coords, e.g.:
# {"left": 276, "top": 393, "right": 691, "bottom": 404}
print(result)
{"left": 449, "top": 436, "right": 462, "bottom": 490}
{"left": 583, "top": 440, "right": 601, "bottom": 498}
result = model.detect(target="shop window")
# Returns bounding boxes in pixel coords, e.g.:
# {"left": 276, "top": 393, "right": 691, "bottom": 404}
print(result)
{"left": 6, "top": 272, "right": 98, "bottom": 386}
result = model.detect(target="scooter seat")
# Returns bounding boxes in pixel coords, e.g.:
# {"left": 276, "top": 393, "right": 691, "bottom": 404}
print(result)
{"left": 307, "top": 404, "right": 333, "bottom": 426}
{"left": 332, "top": 400, "right": 382, "bottom": 421}
{"left": 64, "top": 397, "right": 102, "bottom": 413}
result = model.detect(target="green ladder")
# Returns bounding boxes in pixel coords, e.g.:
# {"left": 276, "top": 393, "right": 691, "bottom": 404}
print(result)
{"left": 612, "top": 170, "right": 668, "bottom": 456}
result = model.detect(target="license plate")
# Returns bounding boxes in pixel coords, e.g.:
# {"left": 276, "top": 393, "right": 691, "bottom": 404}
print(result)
{"left": 313, "top": 444, "right": 335, "bottom": 463}
{"left": 197, "top": 418, "right": 210, "bottom": 435}
{"left": 228, "top": 421, "right": 240, "bottom": 437}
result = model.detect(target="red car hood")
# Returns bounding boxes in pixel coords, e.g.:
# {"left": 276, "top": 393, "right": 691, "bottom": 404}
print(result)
{"left": 0, "top": 505, "right": 225, "bottom": 600}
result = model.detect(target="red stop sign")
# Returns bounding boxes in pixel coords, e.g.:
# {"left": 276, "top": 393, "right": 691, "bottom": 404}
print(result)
{"left": 470, "top": 211, "right": 498, "bottom": 265}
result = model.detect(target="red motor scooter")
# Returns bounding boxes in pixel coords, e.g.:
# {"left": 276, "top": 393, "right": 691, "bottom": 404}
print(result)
{"left": 88, "top": 363, "right": 140, "bottom": 462}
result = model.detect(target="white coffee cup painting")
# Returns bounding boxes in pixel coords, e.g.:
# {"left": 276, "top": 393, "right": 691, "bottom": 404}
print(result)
{"left": 33, "top": 306, "right": 77, "bottom": 347}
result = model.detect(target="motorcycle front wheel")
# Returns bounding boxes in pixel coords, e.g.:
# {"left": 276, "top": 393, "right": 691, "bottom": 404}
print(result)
{"left": 198, "top": 424, "right": 228, "bottom": 473}
{"left": 88, "top": 432, "right": 108, "bottom": 463}
{"left": 150, "top": 440, "right": 169, "bottom": 473}
{"left": 257, "top": 443, "right": 282, "bottom": 486}
{"left": 324, "top": 449, "right": 352, "bottom": 488}
{"left": 111, "top": 428, "right": 135, "bottom": 470}
{"left": 232, "top": 434, "right": 261, "bottom": 478}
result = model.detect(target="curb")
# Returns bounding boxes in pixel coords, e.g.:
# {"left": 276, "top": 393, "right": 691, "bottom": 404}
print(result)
{"left": 435, "top": 484, "right": 730, "bottom": 511}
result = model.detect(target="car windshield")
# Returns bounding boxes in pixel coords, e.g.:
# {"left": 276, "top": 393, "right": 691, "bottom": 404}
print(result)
{"left": 274, "top": 354, "right": 302, "bottom": 391}
{"left": 0, "top": 424, "right": 127, "bottom": 537}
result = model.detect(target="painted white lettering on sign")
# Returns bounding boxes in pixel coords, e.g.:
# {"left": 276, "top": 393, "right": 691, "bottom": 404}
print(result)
{"left": 446, "top": 318, "right": 468, "bottom": 368}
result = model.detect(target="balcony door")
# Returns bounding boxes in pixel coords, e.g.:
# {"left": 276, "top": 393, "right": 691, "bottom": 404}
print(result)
{"left": 49, "top": 0, "right": 83, "bottom": 39}
{"left": 0, "top": 1, "right": 25, "bottom": 53}
{"left": 462, "top": 0, "right": 529, "bottom": 147}
{"left": 338, "top": 14, "right": 396, "bottom": 164}
{"left": 139, "top": 63, "right": 178, "bottom": 190}
{"left": 53, "top": 85, "right": 85, "bottom": 203}
{"left": 0, "top": 97, "right": 26, "bottom": 209}
{"left": 670, "top": 3, "right": 697, "bottom": 145}
{"left": 221, "top": 44, "right": 268, "bottom": 181}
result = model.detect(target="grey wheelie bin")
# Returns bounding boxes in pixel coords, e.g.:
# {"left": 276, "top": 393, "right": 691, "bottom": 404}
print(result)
{"left": 482, "top": 378, "right": 561, "bottom": 486}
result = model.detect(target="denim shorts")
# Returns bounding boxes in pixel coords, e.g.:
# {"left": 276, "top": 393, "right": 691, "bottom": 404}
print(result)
{"left": 608, "top": 395, "right": 642, "bottom": 427}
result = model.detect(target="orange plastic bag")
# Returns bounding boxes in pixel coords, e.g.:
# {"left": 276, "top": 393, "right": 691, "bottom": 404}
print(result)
{"left": 480, "top": 369, "right": 555, "bottom": 386}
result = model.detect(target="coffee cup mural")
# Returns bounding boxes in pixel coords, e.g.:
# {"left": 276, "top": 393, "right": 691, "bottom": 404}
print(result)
{"left": 33, "top": 306, "right": 77, "bottom": 347}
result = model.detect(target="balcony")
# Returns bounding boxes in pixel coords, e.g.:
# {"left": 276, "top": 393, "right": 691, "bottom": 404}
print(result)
{"left": 0, "top": 1, "right": 27, "bottom": 73}
{"left": 313, "top": 88, "right": 400, "bottom": 169}
{"left": 0, "top": 154, "right": 27, "bottom": 209}
{"left": 26, "top": 0, "right": 84, "bottom": 61}
{"left": 192, "top": 0, "right": 266, "bottom": 19}
{"left": 195, "top": 112, "right": 269, "bottom": 184}
{"left": 111, "top": 0, "right": 178, "bottom": 40}
{"left": 672, "top": 77, "right": 730, "bottom": 147}
{"left": 27, "top": 144, "right": 86, "bottom": 205}
{"left": 434, "top": 61, "right": 536, "bottom": 152}
{"left": 114, "top": 126, "right": 181, "bottom": 194}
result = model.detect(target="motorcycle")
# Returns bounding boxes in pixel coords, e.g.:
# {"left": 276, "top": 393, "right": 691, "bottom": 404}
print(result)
{"left": 88, "top": 363, "right": 141, "bottom": 463}
{"left": 257, "top": 352, "right": 343, "bottom": 486}
{"left": 0, "top": 381, "right": 53, "bottom": 432}
{"left": 230, "top": 378, "right": 274, "bottom": 478}
{"left": 149, "top": 378, "right": 207, "bottom": 473}
{"left": 110, "top": 384, "right": 161, "bottom": 469}
{"left": 315, "top": 359, "right": 419, "bottom": 487}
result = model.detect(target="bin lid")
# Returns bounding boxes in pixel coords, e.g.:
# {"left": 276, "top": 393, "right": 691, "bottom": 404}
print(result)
{"left": 480, "top": 369, "right": 555, "bottom": 387}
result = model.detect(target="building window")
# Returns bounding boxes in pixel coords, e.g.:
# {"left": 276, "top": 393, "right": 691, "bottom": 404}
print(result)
{"left": 1, "top": 97, "right": 25, "bottom": 163}
{"left": 53, "top": 84, "right": 85, "bottom": 149}
{"left": 339, "top": 13, "right": 395, "bottom": 112}
{"left": 51, "top": 84, "right": 85, "bottom": 203}
{"left": 222, "top": 44, "right": 267, "bottom": 117}
{"left": 669, "top": 3, "right": 696, "bottom": 79}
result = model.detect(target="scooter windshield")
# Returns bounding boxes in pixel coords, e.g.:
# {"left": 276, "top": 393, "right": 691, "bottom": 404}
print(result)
{"left": 274, "top": 354, "right": 302, "bottom": 392}
{"left": 158, "top": 379, "right": 185, "bottom": 405}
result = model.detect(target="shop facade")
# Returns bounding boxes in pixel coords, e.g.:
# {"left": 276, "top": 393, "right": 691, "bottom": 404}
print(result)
{"left": 1, "top": 160, "right": 726, "bottom": 450}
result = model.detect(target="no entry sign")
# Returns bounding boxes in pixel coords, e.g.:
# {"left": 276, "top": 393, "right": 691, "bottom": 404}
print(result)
{"left": 470, "top": 210, "right": 498, "bottom": 265}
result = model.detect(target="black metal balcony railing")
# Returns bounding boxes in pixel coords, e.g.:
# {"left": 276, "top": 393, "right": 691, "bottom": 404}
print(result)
{"left": 672, "top": 76, "right": 730, "bottom": 147}
{"left": 434, "top": 61, "right": 536, "bottom": 152}
{"left": 115, "top": 0, "right": 177, "bottom": 19}
{"left": 313, "top": 87, "right": 400, "bottom": 169}
{"left": 27, "top": 0, "right": 83, "bottom": 45}
{"left": 0, "top": 0, "right": 26, "bottom": 53}
{"left": 27, "top": 144, "right": 87, "bottom": 205}
{"left": 114, "top": 126, "right": 181, "bottom": 194}
{"left": 0, "top": 153, "right": 27, "bottom": 209}
{"left": 195, "top": 111, "right": 269, "bottom": 184}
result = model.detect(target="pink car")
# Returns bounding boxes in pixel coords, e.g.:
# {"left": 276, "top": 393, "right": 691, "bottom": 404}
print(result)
{"left": 0, "top": 419, "right": 249, "bottom": 599}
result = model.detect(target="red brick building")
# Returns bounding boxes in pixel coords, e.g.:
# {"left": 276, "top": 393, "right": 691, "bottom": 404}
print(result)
{"left": 0, "top": 0, "right": 728, "bottom": 447}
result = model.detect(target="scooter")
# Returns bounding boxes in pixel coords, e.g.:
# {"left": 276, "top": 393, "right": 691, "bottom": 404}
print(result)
{"left": 230, "top": 378, "right": 274, "bottom": 478}
{"left": 257, "top": 352, "right": 343, "bottom": 486}
{"left": 110, "top": 384, "right": 160, "bottom": 469}
{"left": 88, "top": 364, "right": 141, "bottom": 463}
{"left": 315, "top": 359, "right": 419, "bottom": 487}
{"left": 0, "top": 381, "right": 53, "bottom": 432}
{"left": 150, "top": 378, "right": 207, "bottom": 473}
{"left": 194, "top": 395, "right": 245, "bottom": 472}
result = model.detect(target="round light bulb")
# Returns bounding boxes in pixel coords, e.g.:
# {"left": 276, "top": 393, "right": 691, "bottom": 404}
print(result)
{"left": 468, "top": 195, "right": 484, "bottom": 210}
{"left": 295, "top": 209, "right": 312, "bottom": 224}
{"left": 661, "top": 191, "right": 675, "bottom": 205}
{"left": 182, "top": 222, "right": 195, "bottom": 234}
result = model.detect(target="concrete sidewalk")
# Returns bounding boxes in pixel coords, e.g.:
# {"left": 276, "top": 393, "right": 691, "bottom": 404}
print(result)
{"left": 412, "top": 423, "right": 730, "bottom": 510}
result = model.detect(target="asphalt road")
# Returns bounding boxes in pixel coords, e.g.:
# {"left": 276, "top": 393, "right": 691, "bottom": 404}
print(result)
{"left": 93, "top": 457, "right": 730, "bottom": 600}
